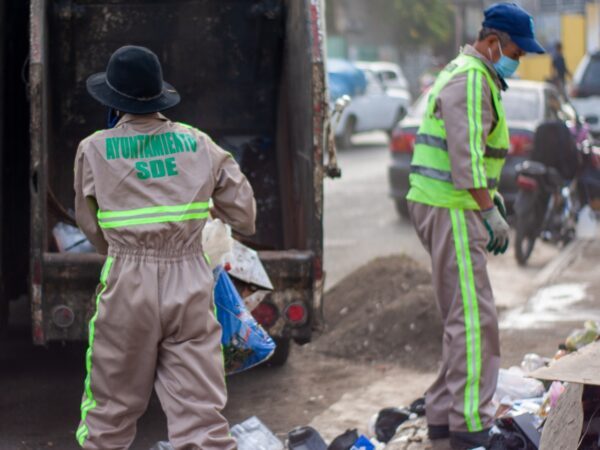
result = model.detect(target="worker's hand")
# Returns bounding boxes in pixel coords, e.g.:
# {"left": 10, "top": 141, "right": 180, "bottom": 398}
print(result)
{"left": 493, "top": 192, "right": 507, "bottom": 221}
{"left": 481, "top": 206, "right": 510, "bottom": 255}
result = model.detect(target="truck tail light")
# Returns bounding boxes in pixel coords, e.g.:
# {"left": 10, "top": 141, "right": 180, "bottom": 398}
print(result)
{"left": 509, "top": 133, "right": 534, "bottom": 156}
{"left": 390, "top": 129, "right": 416, "bottom": 153}
{"left": 285, "top": 303, "right": 307, "bottom": 325}
{"left": 251, "top": 301, "right": 279, "bottom": 329}
{"left": 517, "top": 175, "right": 538, "bottom": 191}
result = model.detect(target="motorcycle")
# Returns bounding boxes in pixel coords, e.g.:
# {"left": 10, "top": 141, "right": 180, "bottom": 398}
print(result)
{"left": 513, "top": 160, "right": 579, "bottom": 265}
{"left": 513, "top": 120, "right": 582, "bottom": 266}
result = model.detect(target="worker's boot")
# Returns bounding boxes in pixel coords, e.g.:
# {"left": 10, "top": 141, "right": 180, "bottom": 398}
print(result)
{"left": 449, "top": 429, "right": 491, "bottom": 449}
{"left": 428, "top": 424, "right": 450, "bottom": 440}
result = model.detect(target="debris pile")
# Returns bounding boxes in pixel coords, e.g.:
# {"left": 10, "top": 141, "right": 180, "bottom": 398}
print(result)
{"left": 316, "top": 256, "right": 442, "bottom": 371}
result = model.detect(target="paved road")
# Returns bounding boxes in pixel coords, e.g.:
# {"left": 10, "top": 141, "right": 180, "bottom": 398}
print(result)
{"left": 324, "top": 133, "right": 428, "bottom": 290}
{"left": 0, "top": 133, "right": 562, "bottom": 449}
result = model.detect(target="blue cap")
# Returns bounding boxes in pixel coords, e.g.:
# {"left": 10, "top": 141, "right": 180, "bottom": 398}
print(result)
{"left": 483, "top": 3, "right": 545, "bottom": 54}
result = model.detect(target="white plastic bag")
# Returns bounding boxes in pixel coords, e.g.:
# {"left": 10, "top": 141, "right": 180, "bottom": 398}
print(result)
{"left": 52, "top": 222, "right": 95, "bottom": 253}
{"left": 577, "top": 205, "right": 598, "bottom": 240}
{"left": 495, "top": 368, "right": 545, "bottom": 404}
{"left": 202, "top": 219, "right": 233, "bottom": 269}
{"left": 230, "top": 416, "right": 283, "bottom": 450}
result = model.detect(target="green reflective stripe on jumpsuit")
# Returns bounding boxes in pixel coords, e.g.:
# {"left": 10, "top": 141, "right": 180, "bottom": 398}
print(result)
{"left": 407, "top": 53, "right": 509, "bottom": 210}
{"left": 407, "top": 52, "right": 509, "bottom": 433}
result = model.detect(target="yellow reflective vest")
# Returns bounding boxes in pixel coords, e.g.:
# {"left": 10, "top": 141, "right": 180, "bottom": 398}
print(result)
{"left": 407, "top": 53, "right": 509, "bottom": 210}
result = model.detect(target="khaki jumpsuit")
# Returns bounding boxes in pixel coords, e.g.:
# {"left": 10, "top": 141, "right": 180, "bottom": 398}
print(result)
{"left": 74, "top": 112, "right": 256, "bottom": 449}
{"left": 408, "top": 46, "right": 502, "bottom": 433}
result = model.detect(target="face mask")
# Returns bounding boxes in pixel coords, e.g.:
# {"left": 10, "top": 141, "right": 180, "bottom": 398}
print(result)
{"left": 491, "top": 41, "right": 519, "bottom": 79}
{"left": 107, "top": 108, "right": 120, "bottom": 128}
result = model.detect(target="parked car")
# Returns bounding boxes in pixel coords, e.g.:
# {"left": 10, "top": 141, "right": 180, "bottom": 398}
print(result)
{"left": 571, "top": 51, "right": 600, "bottom": 138}
{"left": 355, "top": 61, "right": 412, "bottom": 101}
{"left": 389, "top": 79, "right": 574, "bottom": 218}
{"left": 328, "top": 59, "right": 409, "bottom": 148}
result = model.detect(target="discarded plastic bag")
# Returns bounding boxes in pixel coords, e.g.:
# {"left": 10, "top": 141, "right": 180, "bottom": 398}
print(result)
{"left": 495, "top": 368, "right": 545, "bottom": 403}
{"left": 231, "top": 416, "right": 283, "bottom": 450}
{"left": 53, "top": 222, "right": 95, "bottom": 253}
{"left": 350, "top": 435, "right": 375, "bottom": 450}
{"left": 328, "top": 429, "right": 359, "bottom": 450}
{"left": 369, "top": 408, "right": 413, "bottom": 443}
{"left": 576, "top": 205, "right": 597, "bottom": 240}
{"left": 214, "top": 267, "right": 276, "bottom": 374}
{"left": 202, "top": 219, "right": 233, "bottom": 269}
{"left": 520, "top": 353, "right": 546, "bottom": 374}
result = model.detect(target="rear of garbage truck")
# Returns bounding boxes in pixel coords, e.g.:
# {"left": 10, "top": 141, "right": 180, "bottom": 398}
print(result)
{"left": 25, "top": 0, "right": 330, "bottom": 364}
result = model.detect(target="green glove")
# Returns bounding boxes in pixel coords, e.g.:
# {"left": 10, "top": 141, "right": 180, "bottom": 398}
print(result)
{"left": 481, "top": 206, "right": 510, "bottom": 255}
{"left": 493, "top": 192, "right": 507, "bottom": 221}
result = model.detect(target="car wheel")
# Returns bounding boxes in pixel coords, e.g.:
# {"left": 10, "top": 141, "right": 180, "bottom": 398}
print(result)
{"left": 338, "top": 116, "right": 356, "bottom": 149}
{"left": 265, "top": 337, "right": 291, "bottom": 367}
{"left": 395, "top": 199, "right": 410, "bottom": 219}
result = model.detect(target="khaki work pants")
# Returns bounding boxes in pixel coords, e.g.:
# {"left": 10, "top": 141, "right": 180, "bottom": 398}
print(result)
{"left": 408, "top": 202, "right": 500, "bottom": 433}
{"left": 76, "top": 248, "right": 236, "bottom": 450}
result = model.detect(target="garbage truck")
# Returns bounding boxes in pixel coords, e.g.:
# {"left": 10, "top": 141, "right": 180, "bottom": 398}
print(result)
{"left": 0, "top": 0, "right": 338, "bottom": 365}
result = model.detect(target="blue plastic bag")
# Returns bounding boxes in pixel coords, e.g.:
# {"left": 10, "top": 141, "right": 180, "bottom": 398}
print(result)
{"left": 351, "top": 436, "right": 375, "bottom": 450}
{"left": 213, "top": 267, "right": 276, "bottom": 374}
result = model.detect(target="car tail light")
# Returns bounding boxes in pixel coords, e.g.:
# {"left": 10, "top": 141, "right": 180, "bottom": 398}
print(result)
{"left": 285, "top": 303, "right": 307, "bottom": 325}
{"left": 390, "top": 129, "right": 416, "bottom": 153}
{"left": 517, "top": 174, "right": 538, "bottom": 191}
{"left": 251, "top": 302, "right": 279, "bottom": 328}
{"left": 509, "top": 133, "right": 534, "bottom": 156}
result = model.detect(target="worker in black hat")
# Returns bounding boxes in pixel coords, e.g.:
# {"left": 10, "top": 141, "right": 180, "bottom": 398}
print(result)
{"left": 74, "top": 45, "right": 255, "bottom": 449}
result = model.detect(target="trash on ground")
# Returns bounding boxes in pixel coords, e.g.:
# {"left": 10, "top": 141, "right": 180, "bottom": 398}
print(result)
{"left": 489, "top": 413, "right": 541, "bottom": 450}
{"left": 52, "top": 222, "right": 95, "bottom": 253}
{"left": 149, "top": 442, "right": 174, "bottom": 450}
{"left": 495, "top": 368, "right": 546, "bottom": 405}
{"left": 369, "top": 408, "right": 414, "bottom": 444}
{"left": 287, "top": 426, "right": 328, "bottom": 449}
{"left": 565, "top": 320, "right": 600, "bottom": 351}
{"left": 231, "top": 416, "right": 283, "bottom": 450}
{"left": 328, "top": 429, "right": 358, "bottom": 450}
{"left": 385, "top": 417, "right": 429, "bottom": 449}
{"left": 350, "top": 435, "right": 376, "bottom": 450}
{"left": 214, "top": 267, "right": 276, "bottom": 374}
{"left": 520, "top": 353, "right": 547, "bottom": 374}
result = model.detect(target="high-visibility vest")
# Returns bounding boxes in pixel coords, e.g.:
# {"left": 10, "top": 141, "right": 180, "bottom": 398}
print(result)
{"left": 407, "top": 53, "right": 509, "bottom": 210}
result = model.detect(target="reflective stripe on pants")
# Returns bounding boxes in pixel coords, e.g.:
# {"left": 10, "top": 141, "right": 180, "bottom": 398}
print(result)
{"left": 408, "top": 201, "right": 500, "bottom": 433}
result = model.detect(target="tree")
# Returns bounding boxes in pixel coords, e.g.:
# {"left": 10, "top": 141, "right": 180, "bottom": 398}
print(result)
{"left": 385, "top": 0, "right": 455, "bottom": 50}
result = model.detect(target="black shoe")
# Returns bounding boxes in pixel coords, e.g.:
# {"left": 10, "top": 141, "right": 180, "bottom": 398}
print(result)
{"left": 428, "top": 424, "right": 450, "bottom": 440}
{"left": 449, "top": 429, "right": 491, "bottom": 449}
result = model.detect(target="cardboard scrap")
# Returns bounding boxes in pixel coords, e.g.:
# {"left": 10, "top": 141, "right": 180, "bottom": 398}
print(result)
{"left": 530, "top": 341, "right": 600, "bottom": 386}
{"left": 539, "top": 383, "right": 584, "bottom": 450}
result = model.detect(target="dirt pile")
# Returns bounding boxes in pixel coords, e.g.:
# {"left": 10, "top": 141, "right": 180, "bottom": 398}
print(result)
{"left": 316, "top": 255, "right": 442, "bottom": 371}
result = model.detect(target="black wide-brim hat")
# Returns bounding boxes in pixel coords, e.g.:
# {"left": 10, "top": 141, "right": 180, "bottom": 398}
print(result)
{"left": 86, "top": 45, "right": 180, "bottom": 114}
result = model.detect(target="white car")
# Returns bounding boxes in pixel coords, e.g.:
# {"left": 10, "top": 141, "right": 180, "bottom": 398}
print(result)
{"left": 335, "top": 69, "right": 409, "bottom": 148}
{"left": 571, "top": 52, "right": 600, "bottom": 138}
{"left": 355, "top": 61, "right": 412, "bottom": 100}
